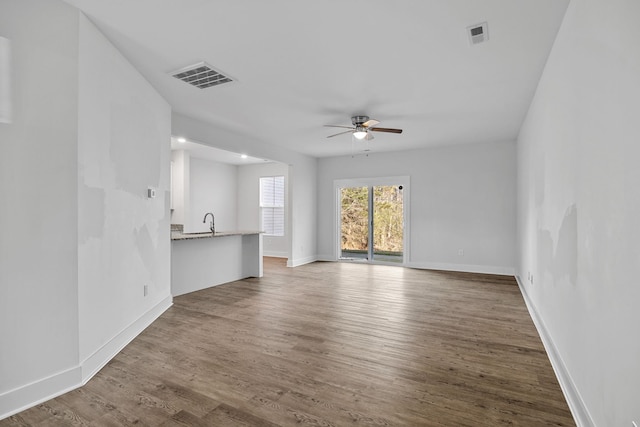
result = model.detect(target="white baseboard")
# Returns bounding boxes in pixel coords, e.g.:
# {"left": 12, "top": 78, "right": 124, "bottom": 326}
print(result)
{"left": 0, "top": 296, "right": 172, "bottom": 421}
{"left": 263, "top": 251, "right": 288, "bottom": 258}
{"left": 515, "top": 276, "right": 594, "bottom": 427}
{"left": 407, "top": 261, "right": 515, "bottom": 276}
{"left": 0, "top": 366, "right": 82, "bottom": 420}
{"left": 287, "top": 255, "right": 317, "bottom": 268}
{"left": 314, "top": 258, "right": 514, "bottom": 276}
{"left": 315, "top": 254, "right": 335, "bottom": 262}
{"left": 81, "top": 295, "right": 173, "bottom": 382}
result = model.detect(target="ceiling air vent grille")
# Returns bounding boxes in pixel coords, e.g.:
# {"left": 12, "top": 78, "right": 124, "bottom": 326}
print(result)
{"left": 171, "top": 62, "right": 233, "bottom": 89}
{"left": 467, "top": 22, "right": 489, "bottom": 45}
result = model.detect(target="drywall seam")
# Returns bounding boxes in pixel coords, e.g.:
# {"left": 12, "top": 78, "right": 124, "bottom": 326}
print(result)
{"left": 515, "top": 276, "right": 595, "bottom": 427}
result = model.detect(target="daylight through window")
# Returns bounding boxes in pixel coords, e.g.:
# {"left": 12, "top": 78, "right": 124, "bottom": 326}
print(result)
{"left": 260, "top": 176, "right": 285, "bottom": 236}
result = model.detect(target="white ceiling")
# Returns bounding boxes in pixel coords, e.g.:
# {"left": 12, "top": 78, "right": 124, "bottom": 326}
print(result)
{"left": 64, "top": 0, "right": 569, "bottom": 158}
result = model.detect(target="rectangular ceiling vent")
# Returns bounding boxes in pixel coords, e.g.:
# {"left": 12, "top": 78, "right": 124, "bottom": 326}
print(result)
{"left": 170, "top": 62, "right": 233, "bottom": 89}
{"left": 467, "top": 22, "right": 489, "bottom": 45}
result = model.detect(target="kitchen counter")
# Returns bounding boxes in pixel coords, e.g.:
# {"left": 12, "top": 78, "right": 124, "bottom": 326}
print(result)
{"left": 171, "top": 227, "right": 263, "bottom": 296}
{"left": 171, "top": 230, "right": 263, "bottom": 241}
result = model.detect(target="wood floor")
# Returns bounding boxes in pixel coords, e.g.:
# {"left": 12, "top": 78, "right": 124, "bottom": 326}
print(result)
{"left": 2, "top": 258, "right": 575, "bottom": 426}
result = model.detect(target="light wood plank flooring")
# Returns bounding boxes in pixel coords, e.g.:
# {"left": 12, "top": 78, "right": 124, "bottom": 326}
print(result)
{"left": 2, "top": 258, "right": 575, "bottom": 426}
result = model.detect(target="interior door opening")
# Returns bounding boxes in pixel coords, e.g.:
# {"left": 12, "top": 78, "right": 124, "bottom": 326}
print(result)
{"left": 339, "top": 184, "right": 404, "bottom": 264}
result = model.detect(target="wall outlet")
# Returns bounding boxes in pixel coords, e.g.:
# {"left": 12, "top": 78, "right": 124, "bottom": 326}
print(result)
{"left": 458, "top": 249, "right": 464, "bottom": 256}
{"left": 147, "top": 187, "right": 156, "bottom": 198}
{"left": 143, "top": 285, "right": 148, "bottom": 297}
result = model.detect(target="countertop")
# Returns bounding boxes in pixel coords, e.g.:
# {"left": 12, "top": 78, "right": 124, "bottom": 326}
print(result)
{"left": 171, "top": 230, "right": 263, "bottom": 241}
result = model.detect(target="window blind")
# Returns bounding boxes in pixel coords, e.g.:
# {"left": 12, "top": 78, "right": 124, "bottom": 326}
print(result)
{"left": 260, "top": 176, "right": 285, "bottom": 236}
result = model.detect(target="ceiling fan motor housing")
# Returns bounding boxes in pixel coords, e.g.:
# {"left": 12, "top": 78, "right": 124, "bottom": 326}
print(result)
{"left": 352, "top": 115, "right": 370, "bottom": 126}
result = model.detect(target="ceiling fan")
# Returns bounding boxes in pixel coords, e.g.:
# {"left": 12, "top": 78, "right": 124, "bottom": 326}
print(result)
{"left": 325, "top": 115, "right": 403, "bottom": 140}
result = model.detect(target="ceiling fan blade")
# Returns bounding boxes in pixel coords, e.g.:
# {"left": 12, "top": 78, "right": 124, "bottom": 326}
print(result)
{"left": 370, "top": 127, "right": 403, "bottom": 134}
{"left": 324, "top": 125, "right": 354, "bottom": 129}
{"left": 326, "top": 130, "right": 354, "bottom": 138}
{"left": 362, "top": 119, "right": 380, "bottom": 128}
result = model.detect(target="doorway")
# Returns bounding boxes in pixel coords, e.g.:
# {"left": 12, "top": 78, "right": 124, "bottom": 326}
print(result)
{"left": 336, "top": 177, "right": 409, "bottom": 265}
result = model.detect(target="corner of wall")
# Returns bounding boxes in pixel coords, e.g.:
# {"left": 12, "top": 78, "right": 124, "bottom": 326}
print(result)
{"left": 0, "top": 296, "right": 172, "bottom": 421}
{"left": 80, "top": 296, "right": 173, "bottom": 383}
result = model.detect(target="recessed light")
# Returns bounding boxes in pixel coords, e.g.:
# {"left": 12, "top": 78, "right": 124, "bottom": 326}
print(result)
{"left": 241, "top": 154, "right": 248, "bottom": 159}
{"left": 177, "top": 137, "right": 186, "bottom": 143}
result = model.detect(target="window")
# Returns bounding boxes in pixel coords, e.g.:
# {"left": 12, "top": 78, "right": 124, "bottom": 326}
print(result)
{"left": 260, "top": 176, "right": 285, "bottom": 236}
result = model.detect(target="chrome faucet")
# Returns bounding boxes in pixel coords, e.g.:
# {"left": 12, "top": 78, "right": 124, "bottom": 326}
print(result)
{"left": 203, "top": 212, "right": 215, "bottom": 233}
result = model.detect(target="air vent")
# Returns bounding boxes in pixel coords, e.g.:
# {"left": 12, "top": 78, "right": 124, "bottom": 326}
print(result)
{"left": 467, "top": 22, "right": 489, "bottom": 45}
{"left": 170, "top": 62, "right": 233, "bottom": 89}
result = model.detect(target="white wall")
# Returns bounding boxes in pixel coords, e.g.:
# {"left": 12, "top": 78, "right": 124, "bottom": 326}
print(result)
{"left": 317, "top": 142, "right": 517, "bottom": 274}
{"left": 172, "top": 113, "right": 317, "bottom": 267}
{"left": 237, "top": 162, "right": 290, "bottom": 257}
{"left": 0, "top": 0, "right": 81, "bottom": 415}
{"left": 187, "top": 156, "right": 237, "bottom": 233}
{"left": 0, "top": 36, "right": 10, "bottom": 124}
{"left": 0, "top": 1, "right": 173, "bottom": 418}
{"left": 289, "top": 159, "right": 317, "bottom": 267}
{"left": 77, "top": 13, "right": 172, "bottom": 376}
{"left": 170, "top": 150, "right": 187, "bottom": 225}
{"left": 516, "top": 0, "right": 640, "bottom": 425}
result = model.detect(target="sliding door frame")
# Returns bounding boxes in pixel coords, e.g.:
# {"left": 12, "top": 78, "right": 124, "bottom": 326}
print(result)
{"left": 333, "top": 176, "right": 410, "bottom": 266}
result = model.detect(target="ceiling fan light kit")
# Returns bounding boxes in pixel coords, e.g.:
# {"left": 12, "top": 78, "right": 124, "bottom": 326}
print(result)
{"left": 353, "top": 127, "right": 368, "bottom": 140}
{"left": 325, "top": 115, "right": 403, "bottom": 140}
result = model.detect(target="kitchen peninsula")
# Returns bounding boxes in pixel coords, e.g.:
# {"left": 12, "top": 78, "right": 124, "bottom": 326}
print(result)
{"left": 171, "top": 226, "right": 263, "bottom": 296}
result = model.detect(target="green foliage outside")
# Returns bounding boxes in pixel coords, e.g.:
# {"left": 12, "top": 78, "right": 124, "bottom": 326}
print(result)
{"left": 340, "top": 186, "right": 403, "bottom": 255}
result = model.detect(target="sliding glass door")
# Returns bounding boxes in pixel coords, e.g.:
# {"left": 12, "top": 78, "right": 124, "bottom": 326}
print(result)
{"left": 339, "top": 184, "right": 404, "bottom": 263}
{"left": 372, "top": 185, "right": 404, "bottom": 263}
{"left": 340, "top": 186, "right": 370, "bottom": 260}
